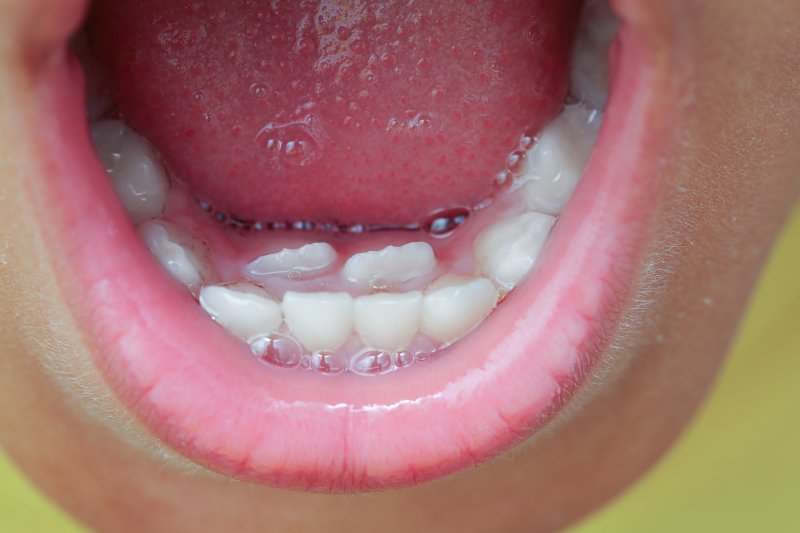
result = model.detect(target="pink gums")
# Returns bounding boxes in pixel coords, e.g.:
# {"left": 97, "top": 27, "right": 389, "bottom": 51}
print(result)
{"left": 88, "top": 0, "right": 580, "bottom": 225}
{"left": 28, "top": 19, "right": 667, "bottom": 490}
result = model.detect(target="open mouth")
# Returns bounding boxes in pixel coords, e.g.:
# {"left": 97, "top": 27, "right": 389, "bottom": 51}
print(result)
{"left": 18, "top": 0, "right": 669, "bottom": 491}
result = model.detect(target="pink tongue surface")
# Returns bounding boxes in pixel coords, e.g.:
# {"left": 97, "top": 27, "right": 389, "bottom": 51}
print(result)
{"left": 89, "top": 0, "right": 580, "bottom": 225}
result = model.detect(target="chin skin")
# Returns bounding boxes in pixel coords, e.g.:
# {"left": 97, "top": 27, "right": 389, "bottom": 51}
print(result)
{"left": 0, "top": 0, "right": 799, "bottom": 531}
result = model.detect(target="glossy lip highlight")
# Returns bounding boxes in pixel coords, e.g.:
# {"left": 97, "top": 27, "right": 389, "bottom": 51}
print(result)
{"left": 20, "top": 2, "right": 669, "bottom": 491}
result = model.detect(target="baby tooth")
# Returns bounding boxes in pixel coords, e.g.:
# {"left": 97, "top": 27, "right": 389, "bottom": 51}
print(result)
{"left": 282, "top": 292, "right": 354, "bottom": 352}
{"left": 246, "top": 242, "right": 337, "bottom": 279}
{"left": 343, "top": 242, "right": 436, "bottom": 288}
{"left": 521, "top": 105, "right": 602, "bottom": 215}
{"left": 354, "top": 292, "right": 423, "bottom": 351}
{"left": 474, "top": 212, "right": 555, "bottom": 291}
{"left": 421, "top": 278, "right": 498, "bottom": 344}
{"left": 199, "top": 283, "right": 282, "bottom": 342}
{"left": 138, "top": 220, "right": 212, "bottom": 293}
{"left": 91, "top": 120, "right": 169, "bottom": 224}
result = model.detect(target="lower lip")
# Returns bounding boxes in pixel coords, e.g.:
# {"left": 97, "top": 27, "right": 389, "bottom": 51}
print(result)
{"left": 24, "top": 13, "right": 666, "bottom": 491}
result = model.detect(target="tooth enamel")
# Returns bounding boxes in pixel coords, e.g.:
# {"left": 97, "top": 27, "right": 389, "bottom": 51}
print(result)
{"left": 421, "top": 278, "right": 499, "bottom": 344}
{"left": 199, "top": 283, "right": 282, "bottom": 341}
{"left": 138, "top": 220, "right": 212, "bottom": 293}
{"left": 91, "top": 120, "right": 169, "bottom": 224}
{"left": 246, "top": 242, "right": 337, "bottom": 279}
{"left": 354, "top": 292, "right": 423, "bottom": 350}
{"left": 282, "top": 292, "right": 354, "bottom": 351}
{"left": 474, "top": 212, "right": 555, "bottom": 291}
{"left": 521, "top": 104, "right": 602, "bottom": 216}
{"left": 343, "top": 242, "right": 436, "bottom": 288}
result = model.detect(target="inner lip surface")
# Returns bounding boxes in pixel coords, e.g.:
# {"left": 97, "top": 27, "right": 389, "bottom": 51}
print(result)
{"left": 23, "top": 1, "right": 668, "bottom": 491}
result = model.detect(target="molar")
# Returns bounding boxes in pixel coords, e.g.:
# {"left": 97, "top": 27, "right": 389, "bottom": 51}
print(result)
{"left": 520, "top": 104, "right": 602, "bottom": 216}
{"left": 570, "top": 0, "right": 619, "bottom": 109}
{"left": 343, "top": 242, "right": 436, "bottom": 288}
{"left": 91, "top": 120, "right": 169, "bottom": 224}
{"left": 199, "top": 283, "right": 282, "bottom": 341}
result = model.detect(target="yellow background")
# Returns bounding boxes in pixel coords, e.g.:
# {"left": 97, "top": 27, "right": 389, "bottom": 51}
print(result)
{"left": 2, "top": 207, "right": 799, "bottom": 532}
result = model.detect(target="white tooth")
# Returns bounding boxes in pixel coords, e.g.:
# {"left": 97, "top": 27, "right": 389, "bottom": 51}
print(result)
{"left": 91, "top": 120, "right": 169, "bottom": 224}
{"left": 354, "top": 291, "right": 423, "bottom": 350}
{"left": 343, "top": 242, "right": 436, "bottom": 288}
{"left": 421, "top": 278, "right": 498, "bottom": 344}
{"left": 199, "top": 283, "right": 282, "bottom": 341}
{"left": 282, "top": 292, "right": 353, "bottom": 351}
{"left": 138, "top": 220, "right": 212, "bottom": 293}
{"left": 474, "top": 212, "right": 555, "bottom": 291}
{"left": 246, "top": 242, "right": 337, "bottom": 279}
{"left": 521, "top": 105, "right": 602, "bottom": 216}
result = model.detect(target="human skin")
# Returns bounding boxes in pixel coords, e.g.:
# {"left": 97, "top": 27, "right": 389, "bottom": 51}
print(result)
{"left": 0, "top": 0, "right": 798, "bottom": 531}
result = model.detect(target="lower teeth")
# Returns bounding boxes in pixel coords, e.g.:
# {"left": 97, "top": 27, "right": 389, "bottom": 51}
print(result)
{"left": 84, "top": 1, "right": 613, "bottom": 376}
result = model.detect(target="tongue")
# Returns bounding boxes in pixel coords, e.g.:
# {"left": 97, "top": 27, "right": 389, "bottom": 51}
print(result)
{"left": 88, "top": 0, "right": 579, "bottom": 226}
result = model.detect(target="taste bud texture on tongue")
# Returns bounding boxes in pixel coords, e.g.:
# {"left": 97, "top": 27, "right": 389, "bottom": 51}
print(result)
{"left": 88, "top": 0, "right": 580, "bottom": 225}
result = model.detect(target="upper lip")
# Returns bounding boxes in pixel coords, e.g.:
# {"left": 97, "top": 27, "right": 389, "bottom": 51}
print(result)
{"left": 11, "top": 0, "right": 672, "bottom": 491}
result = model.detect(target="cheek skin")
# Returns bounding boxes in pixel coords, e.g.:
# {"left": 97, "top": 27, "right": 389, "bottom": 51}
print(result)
{"left": 0, "top": 1, "right": 799, "bottom": 533}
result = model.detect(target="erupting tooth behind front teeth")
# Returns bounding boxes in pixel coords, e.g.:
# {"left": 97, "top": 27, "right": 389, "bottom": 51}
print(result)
{"left": 138, "top": 220, "right": 213, "bottom": 293}
{"left": 343, "top": 242, "right": 436, "bottom": 288}
{"left": 354, "top": 292, "right": 423, "bottom": 351}
{"left": 474, "top": 212, "right": 555, "bottom": 291}
{"left": 421, "top": 278, "right": 499, "bottom": 344}
{"left": 246, "top": 242, "right": 337, "bottom": 280}
{"left": 520, "top": 104, "right": 602, "bottom": 216}
{"left": 91, "top": 120, "right": 169, "bottom": 224}
{"left": 199, "top": 283, "right": 282, "bottom": 341}
{"left": 282, "top": 292, "right": 354, "bottom": 352}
